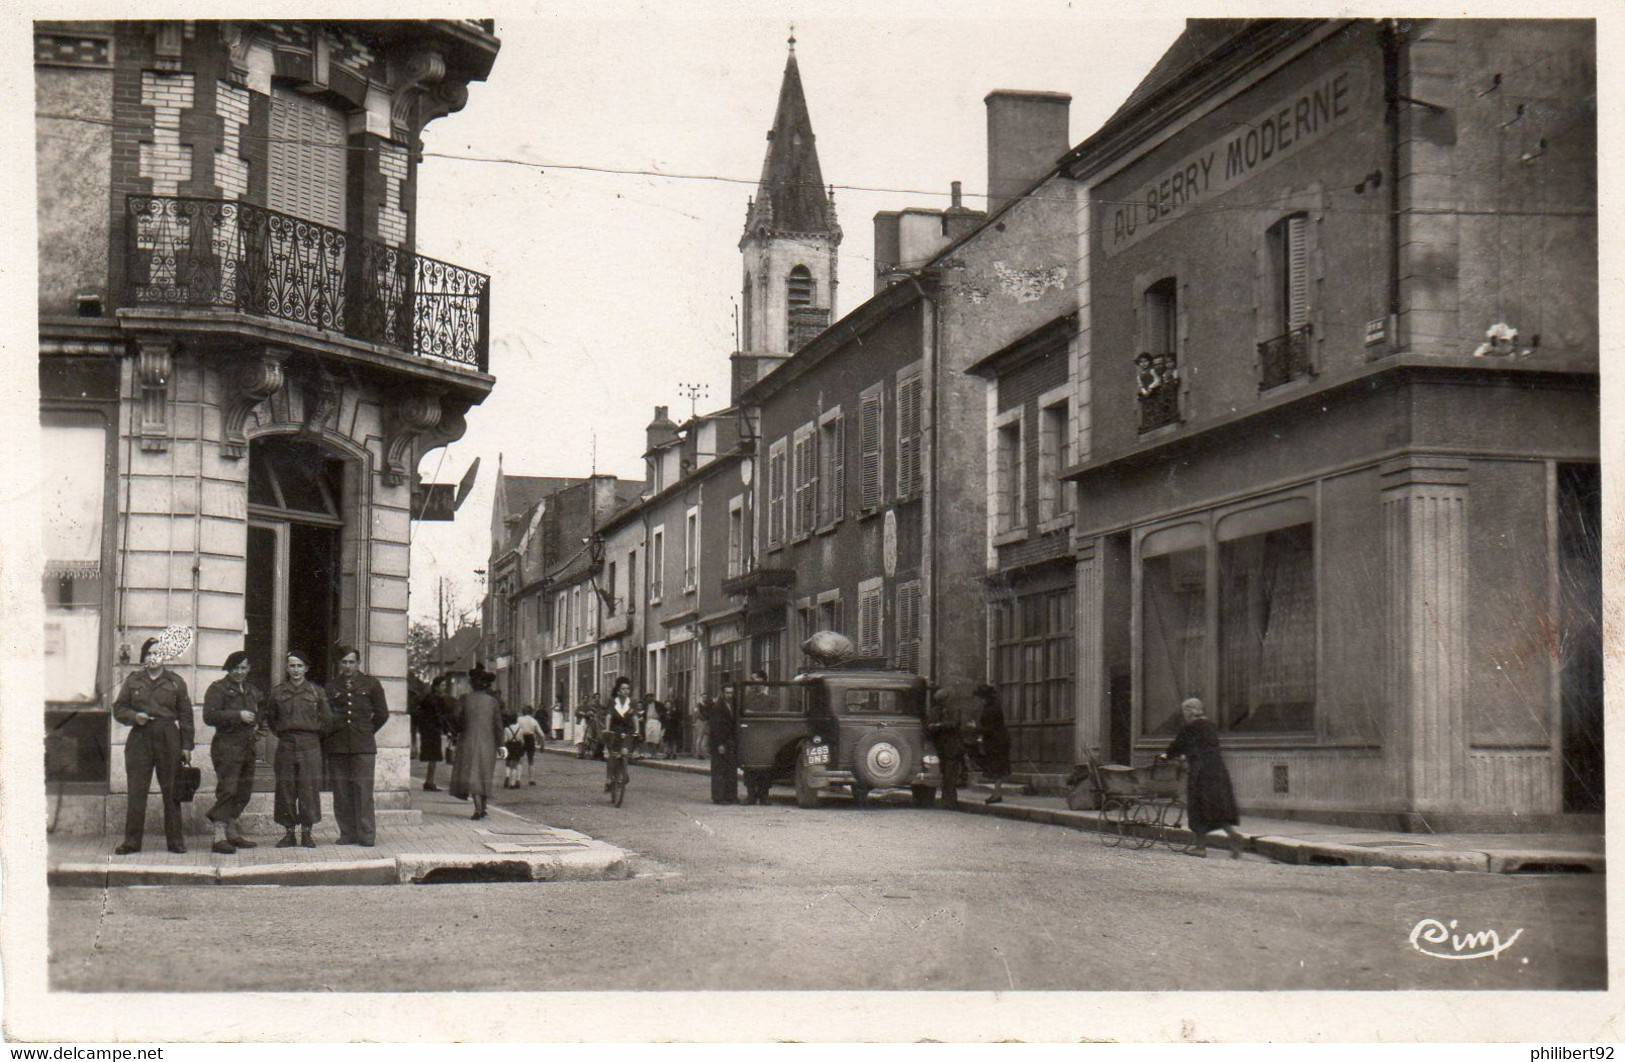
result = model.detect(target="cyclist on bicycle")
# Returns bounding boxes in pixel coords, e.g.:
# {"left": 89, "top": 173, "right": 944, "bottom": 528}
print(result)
{"left": 603, "top": 677, "right": 638, "bottom": 792}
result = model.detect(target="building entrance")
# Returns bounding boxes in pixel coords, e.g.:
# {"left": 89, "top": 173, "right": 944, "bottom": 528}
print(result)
{"left": 244, "top": 436, "right": 347, "bottom": 786}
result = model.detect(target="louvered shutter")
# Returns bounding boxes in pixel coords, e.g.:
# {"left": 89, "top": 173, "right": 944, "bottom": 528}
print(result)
{"left": 859, "top": 588, "right": 882, "bottom": 657}
{"left": 897, "top": 375, "right": 922, "bottom": 499}
{"left": 897, "top": 581, "right": 921, "bottom": 673}
{"left": 859, "top": 389, "right": 883, "bottom": 510}
{"left": 830, "top": 415, "right": 845, "bottom": 519}
{"left": 269, "top": 87, "right": 348, "bottom": 229}
{"left": 1286, "top": 214, "right": 1309, "bottom": 329}
{"left": 768, "top": 443, "right": 786, "bottom": 546}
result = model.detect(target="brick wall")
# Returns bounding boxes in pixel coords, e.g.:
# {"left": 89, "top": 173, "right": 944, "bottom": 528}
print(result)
{"left": 137, "top": 71, "right": 194, "bottom": 195}
{"left": 214, "top": 80, "right": 251, "bottom": 199}
{"left": 376, "top": 141, "right": 409, "bottom": 247}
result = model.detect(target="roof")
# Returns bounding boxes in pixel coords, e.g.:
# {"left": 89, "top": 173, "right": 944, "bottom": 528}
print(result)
{"left": 435, "top": 626, "right": 483, "bottom": 673}
{"left": 1102, "top": 19, "right": 1256, "bottom": 129}
{"left": 501, "top": 475, "right": 577, "bottom": 521}
{"left": 745, "top": 46, "right": 837, "bottom": 236}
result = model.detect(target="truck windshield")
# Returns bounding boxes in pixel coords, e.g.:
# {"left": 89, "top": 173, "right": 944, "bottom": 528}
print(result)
{"left": 842, "top": 689, "right": 916, "bottom": 715}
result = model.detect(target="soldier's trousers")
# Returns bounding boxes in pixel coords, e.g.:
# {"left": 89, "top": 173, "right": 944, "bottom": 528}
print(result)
{"left": 273, "top": 731, "right": 323, "bottom": 828}
{"left": 123, "top": 719, "right": 183, "bottom": 848}
{"left": 327, "top": 753, "right": 376, "bottom": 844}
{"left": 207, "top": 731, "right": 258, "bottom": 823}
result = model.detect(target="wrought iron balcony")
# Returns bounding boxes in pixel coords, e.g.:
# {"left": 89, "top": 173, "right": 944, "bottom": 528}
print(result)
{"left": 125, "top": 195, "right": 490, "bottom": 372}
{"left": 1258, "top": 323, "right": 1313, "bottom": 391}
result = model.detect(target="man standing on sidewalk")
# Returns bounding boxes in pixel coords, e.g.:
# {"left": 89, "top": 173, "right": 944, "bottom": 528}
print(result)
{"left": 111, "top": 637, "right": 194, "bottom": 854}
{"left": 926, "top": 687, "right": 968, "bottom": 811}
{"left": 202, "top": 650, "right": 262, "bottom": 854}
{"left": 325, "top": 646, "right": 390, "bottom": 847}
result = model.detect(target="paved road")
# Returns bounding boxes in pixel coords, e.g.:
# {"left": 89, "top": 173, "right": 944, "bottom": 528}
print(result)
{"left": 50, "top": 755, "right": 1605, "bottom": 991}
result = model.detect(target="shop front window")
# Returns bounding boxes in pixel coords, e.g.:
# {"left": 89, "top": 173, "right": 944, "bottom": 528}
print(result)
{"left": 1218, "top": 523, "right": 1316, "bottom": 732}
{"left": 1140, "top": 542, "right": 1206, "bottom": 737}
{"left": 43, "top": 414, "right": 109, "bottom": 784}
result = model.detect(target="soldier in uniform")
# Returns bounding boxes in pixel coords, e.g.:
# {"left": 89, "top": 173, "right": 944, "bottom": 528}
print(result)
{"left": 265, "top": 649, "right": 332, "bottom": 848}
{"left": 324, "top": 646, "right": 391, "bottom": 847}
{"left": 703, "top": 693, "right": 738, "bottom": 805}
{"left": 202, "top": 650, "right": 262, "bottom": 854}
{"left": 926, "top": 687, "right": 968, "bottom": 811}
{"left": 111, "top": 637, "right": 194, "bottom": 854}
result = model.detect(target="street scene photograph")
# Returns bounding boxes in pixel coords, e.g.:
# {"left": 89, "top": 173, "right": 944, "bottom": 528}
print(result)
{"left": 6, "top": 3, "right": 1612, "bottom": 1045}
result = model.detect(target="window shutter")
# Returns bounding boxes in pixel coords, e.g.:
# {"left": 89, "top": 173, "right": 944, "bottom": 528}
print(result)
{"left": 1287, "top": 214, "right": 1309, "bottom": 329}
{"left": 768, "top": 445, "right": 786, "bottom": 546}
{"left": 859, "top": 390, "right": 883, "bottom": 510}
{"left": 897, "top": 375, "right": 922, "bottom": 499}
{"left": 268, "top": 88, "right": 347, "bottom": 229}
{"left": 897, "top": 581, "right": 921, "bottom": 672}
{"left": 830, "top": 415, "right": 845, "bottom": 518}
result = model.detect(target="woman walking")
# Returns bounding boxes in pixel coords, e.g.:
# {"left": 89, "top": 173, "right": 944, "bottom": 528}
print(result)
{"left": 450, "top": 668, "right": 503, "bottom": 819}
{"left": 972, "top": 684, "right": 1011, "bottom": 805}
{"left": 415, "top": 675, "right": 452, "bottom": 792}
{"left": 1162, "top": 697, "right": 1244, "bottom": 859}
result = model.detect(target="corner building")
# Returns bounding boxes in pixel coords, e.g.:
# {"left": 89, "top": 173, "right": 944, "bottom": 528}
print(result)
{"left": 38, "top": 20, "right": 500, "bottom": 833}
{"left": 1064, "top": 19, "right": 1599, "bottom": 826}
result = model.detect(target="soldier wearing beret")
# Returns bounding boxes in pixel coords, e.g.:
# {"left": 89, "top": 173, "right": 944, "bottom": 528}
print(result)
{"left": 111, "top": 637, "right": 194, "bottom": 854}
{"left": 203, "top": 650, "right": 263, "bottom": 854}
{"left": 324, "top": 646, "right": 390, "bottom": 846}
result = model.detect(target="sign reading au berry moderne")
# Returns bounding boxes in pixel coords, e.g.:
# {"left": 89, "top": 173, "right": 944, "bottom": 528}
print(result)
{"left": 1103, "top": 67, "right": 1367, "bottom": 257}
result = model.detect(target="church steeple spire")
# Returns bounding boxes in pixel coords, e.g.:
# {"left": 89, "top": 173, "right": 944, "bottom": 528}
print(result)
{"left": 744, "top": 39, "right": 838, "bottom": 239}
{"left": 734, "top": 36, "right": 842, "bottom": 398}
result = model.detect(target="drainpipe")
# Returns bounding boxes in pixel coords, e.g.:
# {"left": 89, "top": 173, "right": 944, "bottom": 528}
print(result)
{"left": 1382, "top": 19, "right": 1404, "bottom": 345}
{"left": 907, "top": 273, "right": 940, "bottom": 681}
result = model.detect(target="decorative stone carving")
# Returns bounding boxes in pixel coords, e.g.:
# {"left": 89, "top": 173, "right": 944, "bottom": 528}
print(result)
{"left": 383, "top": 392, "right": 444, "bottom": 486}
{"left": 218, "top": 21, "right": 261, "bottom": 86}
{"left": 390, "top": 48, "right": 469, "bottom": 139}
{"left": 301, "top": 367, "right": 343, "bottom": 436}
{"left": 136, "top": 336, "right": 177, "bottom": 452}
{"left": 221, "top": 347, "right": 287, "bottom": 459}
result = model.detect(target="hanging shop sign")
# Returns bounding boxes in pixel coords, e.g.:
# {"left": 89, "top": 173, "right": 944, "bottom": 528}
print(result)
{"left": 1104, "top": 66, "right": 1366, "bottom": 257}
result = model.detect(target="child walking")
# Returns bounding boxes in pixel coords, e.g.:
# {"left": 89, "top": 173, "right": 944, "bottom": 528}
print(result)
{"left": 516, "top": 705, "right": 546, "bottom": 786}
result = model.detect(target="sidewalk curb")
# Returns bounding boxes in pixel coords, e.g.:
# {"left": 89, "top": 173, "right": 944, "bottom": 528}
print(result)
{"left": 52, "top": 863, "right": 221, "bottom": 888}
{"left": 50, "top": 846, "right": 632, "bottom": 887}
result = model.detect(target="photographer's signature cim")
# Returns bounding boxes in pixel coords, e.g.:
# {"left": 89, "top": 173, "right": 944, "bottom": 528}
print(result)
{"left": 1409, "top": 918, "right": 1523, "bottom": 960}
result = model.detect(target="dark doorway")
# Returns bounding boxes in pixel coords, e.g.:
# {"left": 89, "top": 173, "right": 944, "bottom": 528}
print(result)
{"left": 1102, "top": 532, "right": 1134, "bottom": 764}
{"left": 1558, "top": 463, "right": 1602, "bottom": 812}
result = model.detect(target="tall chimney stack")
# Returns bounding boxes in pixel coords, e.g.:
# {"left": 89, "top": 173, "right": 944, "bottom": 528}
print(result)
{"left": 985, "top": 90, "right": 1072, "bottom": 214}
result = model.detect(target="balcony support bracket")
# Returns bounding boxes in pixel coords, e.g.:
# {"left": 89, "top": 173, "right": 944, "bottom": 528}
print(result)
{"left": 383, "top": 392, "right": 443, "bottom": 487}
{"left": 221, "top": 346, "right": 288, "bottom": 459}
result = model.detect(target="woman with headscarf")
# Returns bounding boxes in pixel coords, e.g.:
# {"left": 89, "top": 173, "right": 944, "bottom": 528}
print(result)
{"left": 972, "top": 684, "right": 1011, "bottom": 805}
{"left": 450, "top": 667, "right": 504, "bottom": 819}
{"left": 1161, "top": 697, "right": 1244, "bottom": 859}
{"left": 265, "top": 649, "right": 333, "bottom": 848}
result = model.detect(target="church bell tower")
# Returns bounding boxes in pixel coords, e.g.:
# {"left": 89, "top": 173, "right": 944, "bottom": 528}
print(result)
{"left": 732, "top": 34, "right": 841, "bottom": 401}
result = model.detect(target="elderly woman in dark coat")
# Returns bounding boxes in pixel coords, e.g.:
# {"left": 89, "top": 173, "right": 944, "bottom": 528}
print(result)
{"left": 1162, "top": 697, "right": 1244, "bottom": 858}
{"left": 450, "top": 668, "right": 504, "bottom": 819}
{"left": 971, "top": 684, "right": 1011, "bottom": 805}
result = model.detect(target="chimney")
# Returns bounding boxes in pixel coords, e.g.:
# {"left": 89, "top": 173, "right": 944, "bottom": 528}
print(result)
{"left": 872, "top": 211, "right": 902, "bottom": 293}
{"left": 985, "top": 90, "right": 1072, "bottom": 214}
{"left": 942, "top": 179, "right": 985, "bottom": 242}
{"left": 645, "top": 405, "right": 679, "bottom": 455}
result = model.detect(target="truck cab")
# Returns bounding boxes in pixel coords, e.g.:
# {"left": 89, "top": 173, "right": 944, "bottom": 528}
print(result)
{"left": 731, "top": 668, "right": 943, "bottom": 808}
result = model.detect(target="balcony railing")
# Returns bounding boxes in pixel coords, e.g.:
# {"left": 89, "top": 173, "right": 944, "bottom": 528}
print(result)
{"left": 125, "top": 195, "right": 490, "bottom": 372}
{"left": 1258, "top": 324, "right": 1313, "bottom": 391}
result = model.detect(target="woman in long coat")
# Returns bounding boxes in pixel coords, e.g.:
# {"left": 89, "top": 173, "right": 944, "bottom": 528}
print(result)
{"left": 450, "top": 668, "right": 504, "bottom": 819}
{"left": 1162, "top": 697, "right": 1244, "bottom": 858}
{"left": 971, "top": 684, "right": 1011, "bottom": 805}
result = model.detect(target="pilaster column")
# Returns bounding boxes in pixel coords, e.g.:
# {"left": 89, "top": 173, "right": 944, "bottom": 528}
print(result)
{"left": 1381, "top": 455, "right": 1469, "bottom": 811}
{"left": 1073, "top": 539, "right": 1103, "bottom": 762}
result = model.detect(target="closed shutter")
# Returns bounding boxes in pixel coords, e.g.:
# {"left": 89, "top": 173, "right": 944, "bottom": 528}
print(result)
{"left": 767, "top": 442, "right": 786, "bottom": 547}
{"left": 1286, "top": 214, "right": 1309, "bottom": 329}
{"left": 859, "top": 387, "right": 883, "bottom": 510}
{"left": 829, "top": 415, "right": 845, "bottom": 519}
{"left": 269, "top": 87, "right": 348, "bottom": 229}
{"left": 897, "top": 374, "right": 923, "bottom": 499}
{"left": 793, "top": 429, "right": 817, "bottom": 536}
{"left": 858, "top": 581, "right": 883, "bottom": 657}
{"left": 897, "top": 580, "right": 921, "bottom": 673}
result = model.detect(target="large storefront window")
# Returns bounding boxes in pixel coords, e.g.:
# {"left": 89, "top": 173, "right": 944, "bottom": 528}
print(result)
{"left": 1139, "top": 502, "right": 1316, "bottom": 740}
{"left": 43, "top": 415, "right": 109, "bottom": 784}
{"left": 707, "top": 640, "right": 746, "bottom": 697}
{"left": 1218, "top": 523, "right": 1315, "bottom": 732}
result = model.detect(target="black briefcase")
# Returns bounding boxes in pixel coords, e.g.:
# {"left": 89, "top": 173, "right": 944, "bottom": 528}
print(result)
{"left": 174, "top": 765, "right": 203, "bottom": 803}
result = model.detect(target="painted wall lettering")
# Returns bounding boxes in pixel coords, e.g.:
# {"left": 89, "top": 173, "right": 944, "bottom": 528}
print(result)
{"left": 1104, "top": 67, "right": 1366, "bottom": 257}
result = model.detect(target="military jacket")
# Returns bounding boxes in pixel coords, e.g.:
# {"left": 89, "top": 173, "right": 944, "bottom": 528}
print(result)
{"left": 265, "top": 681, "right": 332, "bottom": 735}
{"left": 323, "top": 672, "right": 390, "bottom": 754}
{"left": 112, "top": 669, "right": 195, "bottom": 749}
{"left": 203, "top": 678, "right": 263, "bottom": 736}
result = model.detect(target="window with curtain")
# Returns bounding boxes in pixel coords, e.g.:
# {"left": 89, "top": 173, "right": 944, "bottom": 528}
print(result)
{"left": 1218, "top": 523, "right": 1315, "bottom": 732}
{"left": 1140, "top": 544, "right": 1206, "bottom": 737}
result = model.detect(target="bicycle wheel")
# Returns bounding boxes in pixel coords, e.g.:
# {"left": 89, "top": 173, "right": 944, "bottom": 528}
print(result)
{"left": 610, "top": 761, "right": 627, "bottom": 807}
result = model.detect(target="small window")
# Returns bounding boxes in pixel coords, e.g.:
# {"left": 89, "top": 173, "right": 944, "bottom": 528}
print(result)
{"left": 1260, "top": 213, "right": 1313, "bottom": 389}
{"left": 817, "top": 409, "right": 845, "bottom": 526}
{"left": 1137, "top": 277, "right": 1181, "bottom": 433}
{"left": 994, "top": 416, "right": 1024, "bottom": 534}
{"left": 767, "top": 438, "right": 788, "bottom": 547}
{"left": 1038, "top": 394, "right": 1069, "bottom": 523}
{"left": 843, "top": 689, "right": 912, "bottom": 715}
{"left": 896, "top": 370, "right": 923, "bottom": 500}
{"left": 857, "top": 577, "right": 884, "bottom": 657}
{"left": 792, "top": 424, "right": 818, "bottom": 537}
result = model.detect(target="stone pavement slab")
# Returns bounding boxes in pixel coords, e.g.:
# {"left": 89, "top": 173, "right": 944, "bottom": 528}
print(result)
{"left": 47, "top": 790, "right": 630, "bottom": 888}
